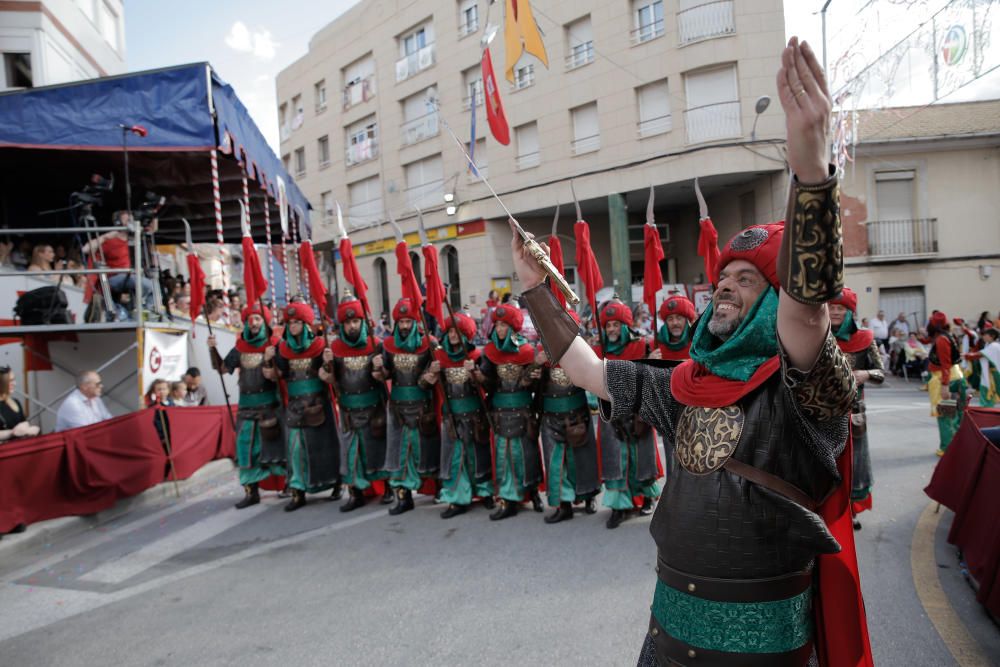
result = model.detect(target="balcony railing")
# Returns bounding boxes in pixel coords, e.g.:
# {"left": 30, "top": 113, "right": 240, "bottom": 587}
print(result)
{"left": 513, "top": 67, "right": 535, "bottom": 91}
{"left": 400, "top": 112, "right": 439, "bottom": 146}
{"left": 638, "top": 113, "right": 672, "bottom": 137}
{"left": 565, "top": 42, "right": 595, "bottom": 71}
{"left": 678, "top": 0, "right": 735, "bottom": 45}
{"left": 395, "top": 43, "right": 436, "bottom": 82}
{"left": 346, "top": 137, "right": 378, "bottom": 167}
{"left": 516, "top": 152, "right": 540, "bottom": 170}
{"left": 866, "top": 219, "right": 939, "bottom": 258}
{"left": 342, "top": 76, "right": 375, "bottom": 110}
{"left": 572, "top": 134, "right": 601, "bottom": 155}
{"left": 631, "top": 19, "right": 665, "bottom": 45}
{"left": 405, "top": 180, "right": 444, "bottom": 209}
{"left": 684, "top": 100, "right": 741, "bottom": 144}
{"left": 462, "top": 90, "right": 484, "bottom": 110}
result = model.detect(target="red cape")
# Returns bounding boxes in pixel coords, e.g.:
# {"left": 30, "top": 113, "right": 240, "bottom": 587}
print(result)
{"left": 836, "top": 328, "right": 875, "bottom": 355}
{"left": 277, "top": 335, "right": 326, "bottom": 360}
{"left": 382, "top": 334, "right": 432, "bottom": 356}
{"left": 434, "top": 346, "right": 481, "bottom": 368}
{"left": 331, "top": 335, "right": 378, "bottom": 357}
{"left": 235, "top": 333, "right": 279, "bottom": 354}
{"left": 654, "top": 341, "right": 691, "bottom": 362}
{"left": 594, "top": 338, "right": 647, "bottom": 361}
{"left": 670, "top": 357, "right": 782, "bottom": 408}
{"left": 483, "top": 341, "right": 535, "bottom": 365}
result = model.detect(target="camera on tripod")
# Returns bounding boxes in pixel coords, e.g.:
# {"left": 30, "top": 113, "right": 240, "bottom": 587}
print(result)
{"left": 137, "top": 191, "right": 166, "bottom": 230}
{"left": 70, "top": 174, "right": 114, "bottom": 208}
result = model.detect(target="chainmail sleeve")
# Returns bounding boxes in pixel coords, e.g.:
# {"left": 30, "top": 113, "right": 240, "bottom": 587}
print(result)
{"left": 601, "top": 360, "right": 677, "bottom": 442}
{"left": 222, "top": 348, "right": 241, "bottom": 375}
{"left": 863, "top": 340, "right": 886, "bottom": 384}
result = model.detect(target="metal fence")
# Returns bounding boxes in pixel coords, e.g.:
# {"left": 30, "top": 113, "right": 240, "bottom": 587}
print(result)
{"left": 866, "top": 219, "right": 939, "bottom": 258}
{"left": 684, "top": 100, "right": 741, "bottom": 144}
{"left": 678, "top": 0, "right": 735, "bottom": 45}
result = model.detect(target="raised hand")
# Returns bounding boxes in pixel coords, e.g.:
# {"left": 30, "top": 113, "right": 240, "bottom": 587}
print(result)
{"left": 509, "top": 219, "right": 547, "bottom": 290}
{"left": 207, "top": 335, "right": 217, "bottom": 348}
{"left": 323, "top": 347, "right": 334, "bottom": 363}
{"left": 776, "top": 37, "right": 831, "bottom": 184}
{"left": 263, "top": 346, "right": 275, "bottom": 362}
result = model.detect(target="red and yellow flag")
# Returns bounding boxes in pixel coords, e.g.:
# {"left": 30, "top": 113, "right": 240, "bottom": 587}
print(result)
{"left": 504, "top": 0, "right": 549, "bottom": 83}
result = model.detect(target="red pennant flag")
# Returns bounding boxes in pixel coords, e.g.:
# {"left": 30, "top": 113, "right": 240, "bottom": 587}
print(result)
{"left": 698, "top": 217, "right": 721, "bottom": 285}
{"left": 422, "top": 244, "right": 446, "bottom": 324}
{"left": 298, "top": 241, "right": 328, "bottom": 318}
{"left": 187, "top": 252, "right": 206, "bottom": 328}
{"left": 83, "top": 255, "right": 98, "bottom": 304}
{"left": 395, "top": 242, "right": 424, "bottom": 313}
{"left": 574, "top": 220, "right": 603, "bottom": 327}
{"left": 242, "top": 236, "right": 268, "bottom": 309}
{"left": 481, "top": 48, "right": 511, "bottom": 145}
{"left": 643, "top": 224, "right": 664, "bottom": 321}
{"left": 548, "top": 234, "right": 567, "bottom": 308}
{"left": 339, "top": 237, "right": 370, "bottom": 318}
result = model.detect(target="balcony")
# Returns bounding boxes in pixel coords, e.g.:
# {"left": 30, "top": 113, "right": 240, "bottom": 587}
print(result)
{"left": 400, "top": 112, "right": 439, "bottom": 146}
{"left": 516, "top": 152, "right": 540, "bottom": 170}
{"left": 462, "top": 90, "right": 484, "bottom": 111}
{"left": 512, "top": 67, "right": 535, "bottom": 91}
{"left": 678, "top": 0, "right": 735, "bottom": 45}
{"left": 395, "top": 44, "right": 436, "bottom": 83}
{"left": 342, "top": 76, "right": 375, "bottom": 110}
{"left": 565, "top": 42, "right": 595, "bottom": 71}
{"left": 346, "top": 137, "right": 378, "bottom": 167}
{"left": 572, "top": 134, "right": 601, "bottom": 155}
{"left": 866, "top": 219, "right": 939, "bottom": 259}
{"left": 638, "top": 113, "right": 672, "bottom": 138}
{"left": 405, "top": 180, "right": 444, "bottom": 209}
{"left": 631, "top": 19, "right": 665, "bottom": 45}
{"left": 684, "top": 101, "right": 741, "bottom": 144}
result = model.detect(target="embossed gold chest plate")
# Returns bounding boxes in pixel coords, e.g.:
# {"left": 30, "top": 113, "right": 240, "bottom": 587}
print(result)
{"left": 393, "top": 353, "right": 419, "bottom": 372}
{"left": 240, "top": 352, "right": 263, "bottom": 369}
{"left": 445, "top": 366, "right": 470, "bottom": 384}
{"left": 674, "top": 405, "right": 744, "bottom": 475}
{"left": 343, "top": 356, "right": 370, "bottom": 372}
{"left": 289, "top": 358, "right": 314, "bottom": 373}
{"left": 549, "top": 367, "right": 572, "bottom": 387}
{"left": 497, "top": 363, "right": 523, "bottom": 383}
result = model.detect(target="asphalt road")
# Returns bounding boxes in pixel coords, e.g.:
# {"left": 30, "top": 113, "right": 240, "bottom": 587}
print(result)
{"left": 0, "top": 379, "right": 996, "bottom": 666}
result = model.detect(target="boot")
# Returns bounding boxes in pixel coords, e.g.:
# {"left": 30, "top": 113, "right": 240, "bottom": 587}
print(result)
{"left": 606, "top": 509, "right": 626, "bottom": 529}
{"left": 278, "top": 484, "right": 291, "bottom": 499}
{"left": 584, "top": 498, "right": 598, "bottom": 515}
{"left": 639, "top": 497, "right": 655, "bottom": 516}
{"left": 8, "top": 523, "right": 27, "bottom": 534}
{"left": 489, "top": 499, "right": 518, "bottom": 521}
{"left": 327, "top": 482, "right": 344, "bottom": 501}
{"left": 481, "top": 496, "right": 496, "bottom": 511}
{"left": 340, "top": 487, "right": 367, "bottom": 513}
{"left": 853, "top": 518, "right": 862, "bottom": 531}
{"left": 234, "top": 483, "right": 260, "bottom": 510}
{"left": 440, "top": 504, "right": 468, "bottom": 519}
{"left": 380, "top": 484, "right": 394, "bottom": 505}
{"left": 529, "top": 487, "right": 544, "bottom": 513}
{"left": 284, "top": 489, "right": 307, "bottom": 512}
{"left": 544, "top": 502, "right": 574, "bottom": 524}
{"left": 388, "top": 488, "right": 414, "bottom": 516}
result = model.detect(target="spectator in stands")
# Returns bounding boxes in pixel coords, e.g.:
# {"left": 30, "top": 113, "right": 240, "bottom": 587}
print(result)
{"left": 0, "top": 366, "right": 39, "bottom": 442}
{"left": 27, "top": 244, "right": 56, "bottom": 274}
{"left": 181, "top": 367, "right": 207, "bottom": 406}
{"left": 869, "top": 310, "right": 890, "bottom": 351}
{"left": 82, "top": 211, "right": 156, "bottom": 315}
{"left": 145, "top": 378, "right": 172, "bottom": 407}
{"left": 55, "top": 371, "right": 112, "bottom": 431}
{"left": 10, "top": 239, "right": 31, "bottom": 270}
{"left": 169, "top": 381, "right": 187, "bottom": 404}
{"left": 176, "top": 294, "right": 191, "bottom": 316}
{"left": 892, "top": 312, "right": 911, "bottom": 337}
{"left": 0, "top": 240, "right": 14, "bottom": 268}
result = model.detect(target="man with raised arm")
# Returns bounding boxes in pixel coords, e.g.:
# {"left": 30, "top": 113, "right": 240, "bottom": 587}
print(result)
{"left": 513, "top": 38, "right": 871, "bottom": 667}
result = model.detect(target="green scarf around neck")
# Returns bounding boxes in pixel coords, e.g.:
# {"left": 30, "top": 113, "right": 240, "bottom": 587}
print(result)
{"left": 443, "top": 334, "right": 469, "bottom": 362}
{"left": 491, "top": 328, "right": 522, "bottom": 354}
{"left": 603, "top": 324, "right": 634, "bottom": 356}
{"left": 657, "top": 322, "right": 691, "bottom": 350}
{"left": 242, "top": 323, "right": 268, "bottom": 348}
{"left": 284, "top": 323, "right": 315, "bottom": 354}
{"left": 835, "top": 311, "right": 856, "bottom": 342}
{"left": 342, "top": 320, "right": 369, "bottom": 349}
{"left": 689, "top": 287, "right": 779, "bottom": 382}
{"left": 394, "top": 323, "right": 422, "bottom": 352}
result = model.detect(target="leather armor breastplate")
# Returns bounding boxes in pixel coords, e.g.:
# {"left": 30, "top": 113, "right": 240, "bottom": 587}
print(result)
{"left": 335, "top": 354, "right": 378, "bottom": 398}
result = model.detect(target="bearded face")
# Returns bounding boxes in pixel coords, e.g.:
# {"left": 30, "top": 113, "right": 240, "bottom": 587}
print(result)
{"left": 288, "top": 320, "right": 304, "bottom": 336}
{"left": 343, "top": 318, "right": 363, "bottom": 340}
{"left": 604, "top": 320, "right": 622, "bottom": 342}
{"left": 247, "top": 314, "right": 264, "bottom": 335}
{"left": 397, "top": 318, "right": 415, "bottom": 337}
{"left": 665, "top": 314, "right": 687, "bottom": 340}
{"left": 447, "top": 328, "right": 462, "bottom": 345}
{"left": 707, "top": 260, "right": 766, "bottom": 340}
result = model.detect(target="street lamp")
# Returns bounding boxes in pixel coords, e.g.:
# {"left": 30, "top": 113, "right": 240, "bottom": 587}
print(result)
{"left": 750, "top": 95, "right": 771, "bottom": 141}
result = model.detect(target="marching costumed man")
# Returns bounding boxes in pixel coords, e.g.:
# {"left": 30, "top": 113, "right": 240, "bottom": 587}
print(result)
{"left": 651, "top": 294, "right": 697, "bottom": 368}
{"left": 208, "top": 303, "right": 285, "bottom": 509}
{"left": 593, "top": 298, "right": 661, "bottom": 529}
{"left": 429, "top": 312, "right": 495, "bottom": 519}
{"left": 372, "top": 298, "right": 440, "bottom": 515}
{"left": 514, "top": 38, "right": 872, "bottom": 666}
{"left": 263, "top": 303, "right": 341, "bottom": 511}
{"left": 926, "top": 310, "right": 967, "bottom": 456}
{"left": 536, "top": 309, "right": 601, "bottom": 524}
{"left": 319, "top": 297, "right": 388, "bottom": 512}
{"left": 967, "top": 328, "right": 1000, "bottom": 407}
{"left": 829, "top": 287, "right": 884, "bottom": 530}
{"left": 473, "top": 303, "right": 544, "bottom": 521}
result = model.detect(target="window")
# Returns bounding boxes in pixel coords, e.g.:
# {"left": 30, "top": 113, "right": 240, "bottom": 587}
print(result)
{"left": 678, "top": 0, "right": 736, "bottom": 45}
{"left": 396, "top": 22, "right": 436, "bottom": 82}
{"left": 512, "top": 63, "right": 535, "bottom": 90}
{"left": 278, "top": 103, "right": 289, "bottom": 140}
{"left": 565, "top": 16, "right": 594, "bottom": 71}
{"left": 458, "top": 0, "right": 479, "bottom": 38}
{"left": 637, "top": 79, "right": 671, "bottom": 137}
{"left": 875, "top": 171, "right": 915, "bottom": 220}
{"left": 343, "top": 54, "right": 376, "bottom": 109}
{"left": 683, "top": 64, "right": 740, "bottom": 143}
{"left": 317, "top": 136, "right": 330, "bottom": 168}
{"left": 320, "top": 191, "right": 334, "bottom": 222}
{"left": 632, "top": 0, "right": 665, "bottom": 44}
{"left": 375, "top": 257, "right": 390, "bottom": 318}
{"left": 76, "top": 0, "right": 95, "bottom": 22}
{"left": 314, "top": 80, "right": 327, "bottom": 112}
{"left": 465, "top": 138, "right": 487, "bottom": 180}
{"left": 294, "top": 147, "right": 306, "bottom": 176}
{"left": 571, "top": 103, "right": 600, "bottom": 155}
{"left": 463, "top": 66, "right": 483, "bottom": 110}
{"left": 282, "top": 153, "right": 291, "bottom": 172}
{"left": 348, "top": 176, "right": 383, "bottom": 228}
{"left": 403, "top": 26, "right": 428, "bottom": 56}
{"left": 400, "top": 87, "right": 439, "bottom": 146}
{"left": 2, "top": 53, "right": 32, "bottom": 89}
{"left": 291, "top": 95, "right": 304, "bottom": 130}
{"left": 870, "top": 171, "right": 937, "bottom": 257}
{"left": 346, "top": 116, "right": 379, "bottom": 166}
{"left": 515, "top": 122, "right": 540, "bottom": 170}
{"left": 98, "top": 1, "right": 119, "bottom": 51}
{"left": 404, "top": 155, "right": 444, "bottom": 208}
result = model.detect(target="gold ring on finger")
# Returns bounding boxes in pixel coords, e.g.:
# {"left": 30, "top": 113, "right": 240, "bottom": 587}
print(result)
{"left": 795, "top": 88, "right": 806, "bottom": 97}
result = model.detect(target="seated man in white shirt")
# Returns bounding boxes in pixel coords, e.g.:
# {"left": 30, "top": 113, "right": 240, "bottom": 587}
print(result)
{"left": 55, "top": 370, "right": 113, "bottom": 432}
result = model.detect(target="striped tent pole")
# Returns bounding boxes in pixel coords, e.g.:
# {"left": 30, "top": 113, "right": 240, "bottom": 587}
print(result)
{"left": 210, "top": 148, "right": 230, "bottom": 308}
{"left": 262, "top": 189, "right": 277, "bottom": 326}
{"left": 279, "top": 215, "right": 290, "bottom": 303}
{"left": 290, "top": 212, "right": 306, "bottom": 302}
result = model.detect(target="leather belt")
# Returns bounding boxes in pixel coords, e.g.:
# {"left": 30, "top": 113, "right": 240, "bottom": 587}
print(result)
{"left": 722, "top": 457, "right": 818, "bottom": 512}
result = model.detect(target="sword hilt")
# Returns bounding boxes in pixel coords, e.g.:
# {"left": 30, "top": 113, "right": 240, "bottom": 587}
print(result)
{"left": 524, "top": 237, "right": 580, "bottom": 305}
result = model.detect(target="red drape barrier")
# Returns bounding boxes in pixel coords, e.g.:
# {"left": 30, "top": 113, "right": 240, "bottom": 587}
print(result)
{"left": 925, "top": 406, "right": 1000, "bottom": 617}
{"left": 0, "top": 406, "right": 235, "bottom": 533}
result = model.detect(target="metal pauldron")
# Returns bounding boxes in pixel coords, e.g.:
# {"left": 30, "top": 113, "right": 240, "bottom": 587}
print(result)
{"left": 783, "top": 331, "right": 857, "bottom": 422}
{"left": 778, "top": 166, "right": 844, "bottom": 305}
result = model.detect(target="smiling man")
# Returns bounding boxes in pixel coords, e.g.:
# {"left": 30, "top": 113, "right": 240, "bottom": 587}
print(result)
{"left": 514, "top": 38, "right": 871, "bottom": 667}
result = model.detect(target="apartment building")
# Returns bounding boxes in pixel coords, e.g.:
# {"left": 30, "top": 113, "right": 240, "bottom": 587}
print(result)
{"left": 841, "top": 99, "right": 1000, "bottom": 327}
{"left": 276, "top": 0, "right": 790, "bottom": 319}
{"left": 0, "top": 0, "right": 126, "bottom": 90}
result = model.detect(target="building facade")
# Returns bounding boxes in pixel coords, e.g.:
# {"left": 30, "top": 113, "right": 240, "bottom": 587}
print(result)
{"left": 0, "top": 0, "right": 125, "bottom": 90}
{"left": 841, "top": 100, "right": 1000, "bottom": 329}
{"left": 276, "top": 0, "right": 791, "bottom": 321}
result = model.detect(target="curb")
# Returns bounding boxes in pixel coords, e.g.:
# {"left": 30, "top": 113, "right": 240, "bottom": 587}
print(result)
{"left": 0, "top": 459, "right": 236, "bottom": 563}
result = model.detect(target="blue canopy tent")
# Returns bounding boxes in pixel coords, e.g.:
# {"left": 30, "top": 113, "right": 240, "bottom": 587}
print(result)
{"left": 0, "top": 62, "right": 311, "bottom": 244}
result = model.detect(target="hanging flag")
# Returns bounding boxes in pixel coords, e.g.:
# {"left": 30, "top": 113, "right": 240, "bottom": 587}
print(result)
{"left": 298, "top": 241, "right": 328, "bottom": 318}
{"left": 643, "top": 186, "right": 664, "bottom": 321}
{"left": 395, "top": 241, "right": 424, "bottom": 314}
{"left": 694, "top": 178, "right": 720, "bottom": 285}
{"left": 503, "top": 0, "right": 549, "bottom": 83}
{"left": 187, "top": 252, "right": 206, "bottom": 326}
{"left": 548, "top": 204, "right": 566, "bottom": 308}
{"left": 574, "top": 220, "right": 603, "bottom": 329}
{"left": 481, "top": 48, "right": 511, "bottom": 145}
{"left": 422, "top": 244, "right": 446, "bottom": 325}
{"left": 242, "top": 236, "right": 268, "bottom": 309}
{"left": 339, "top": 237, "right": 370, "bottom": 317}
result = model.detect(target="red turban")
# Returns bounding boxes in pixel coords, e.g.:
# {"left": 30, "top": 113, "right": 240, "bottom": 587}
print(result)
{"left": 442, "top": 313, "right": 477, "bottom": 341}
{"left": 283, "top": 302, "right": 316, "bottom": 324}
{"left": 600, "top": 299, "right": 633, "bottom": 328}
{"left": 718, "top": 222, "right": 785, "bottom": 289}
{"left": 929, "top": 310, "right": 948, "bottom": 329}
{"left": 659, "top": 295, "right": 696, "bottom": 323}
{"left": 830, "top": 287, "right": 858, "bottom": 314}
{"left": 242, "top": 303, "right": 272, "bottom": 325}
{"left": 492, "top": 304, "right": 524, "bottom": 332}
{"left": 393, "top": 298, "right": 418, "bottom": 323}
{"left": 337, "top": 298, "right": 364, "bottom": 324}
